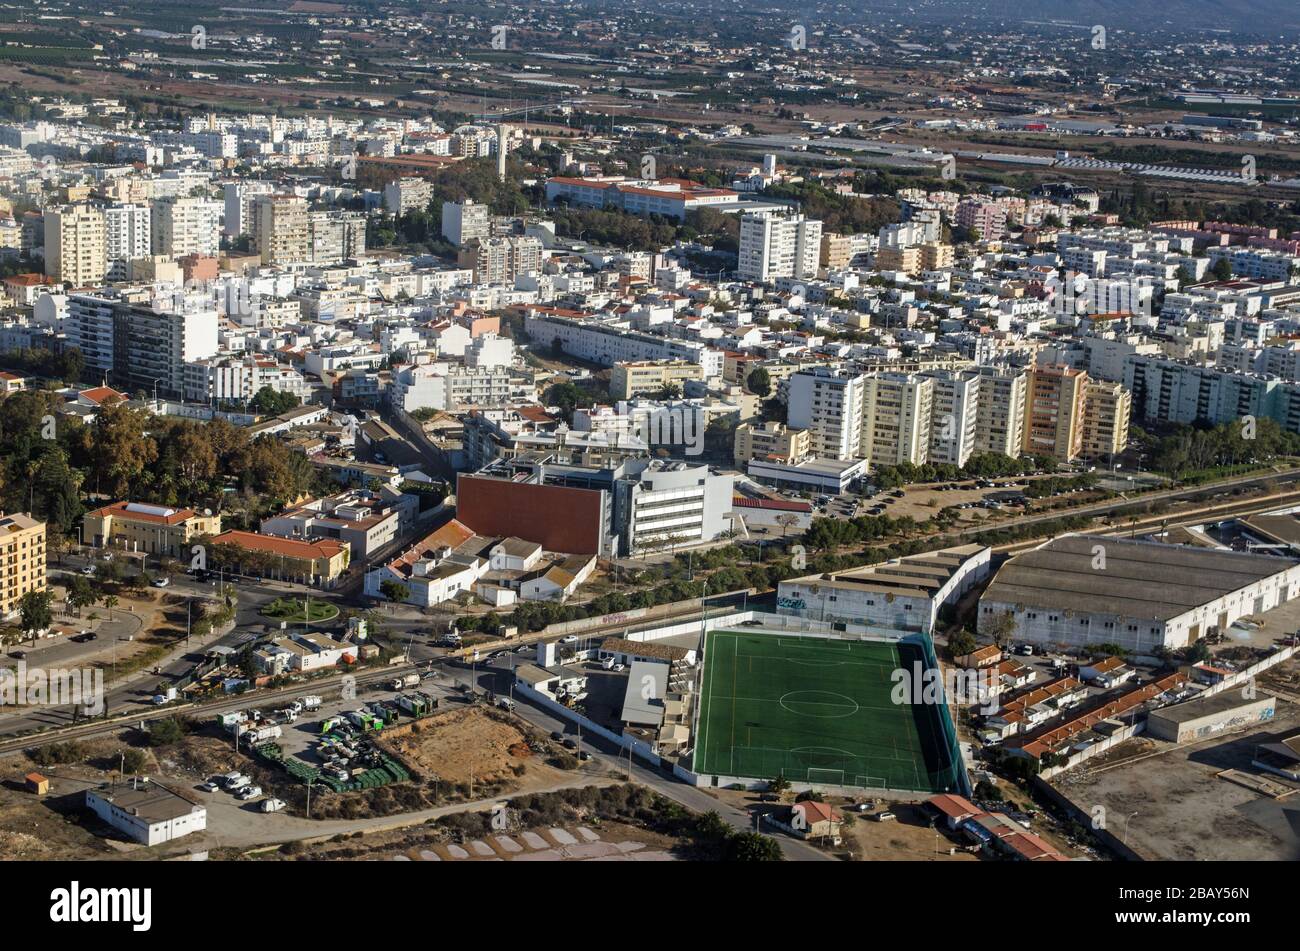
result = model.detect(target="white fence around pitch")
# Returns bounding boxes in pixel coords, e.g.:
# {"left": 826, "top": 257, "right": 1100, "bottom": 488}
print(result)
{"left": 623, "top": 609, "right": 914, "bottom": 646}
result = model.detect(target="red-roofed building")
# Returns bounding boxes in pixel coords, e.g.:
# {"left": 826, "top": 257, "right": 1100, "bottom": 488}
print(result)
{"left": 212, "top": 530, "right": 350, "bottom": 586}
{"left": 83, "top": 502, "right": 222, "bottom": 558}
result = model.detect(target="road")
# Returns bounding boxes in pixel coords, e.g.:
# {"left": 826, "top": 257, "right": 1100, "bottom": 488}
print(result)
{"left": 447, "top": 653, "right": 836, "bottom": 861}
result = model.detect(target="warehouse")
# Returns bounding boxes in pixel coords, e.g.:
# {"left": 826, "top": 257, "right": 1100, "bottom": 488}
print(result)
{"left": 1146, "top": 691, "right": 1277, "bottom": 744}
{"left": 978, "top": 534, "right": 1300, "bottom": 653}
{"left": 778, "top": 543, "right": 992, "bottom": 633}
{"left": 85, "top": 780, "right": 207, "bottom": 846}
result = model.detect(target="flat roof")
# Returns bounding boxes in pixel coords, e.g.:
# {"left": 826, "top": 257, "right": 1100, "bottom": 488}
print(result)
{"left": 87, "top": 781, "right": 201, "bottom": 822}
{"left": 982, "top": 534, "right": 1297, "bottom": 621}
{"left": 1149, "top": 689, "right": 1274, "bottom": 725}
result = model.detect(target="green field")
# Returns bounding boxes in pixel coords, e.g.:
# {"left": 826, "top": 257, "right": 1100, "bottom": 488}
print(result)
{"left": 694, "top": 630, "right": 960, "bottom": 793}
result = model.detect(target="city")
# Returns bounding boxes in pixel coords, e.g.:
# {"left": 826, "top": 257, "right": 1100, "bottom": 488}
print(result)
{"left": 0, "top": 0, "right": 1295, "bottom": 921}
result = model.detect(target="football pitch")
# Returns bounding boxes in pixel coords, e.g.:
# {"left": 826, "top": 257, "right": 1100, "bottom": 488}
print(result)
{"left": 693, "top": 630, "right": 959, "bottom": 792}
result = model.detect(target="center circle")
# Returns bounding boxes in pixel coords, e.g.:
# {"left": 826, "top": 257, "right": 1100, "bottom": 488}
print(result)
{"left": 779, "top": 690, "right": 860, "bottom": 719}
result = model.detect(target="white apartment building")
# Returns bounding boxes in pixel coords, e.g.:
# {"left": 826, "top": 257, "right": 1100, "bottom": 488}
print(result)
{"left": 737, "top": 210, "right": 821, "bottom": 283}
{"left": 222, "top": 180, "right": 274, "bottom": 237}
{"left": 103, "top": 203, "right": 151, "bottom": 280}
{"left": 441, "top": 198, "right": 491, "bottom": 246}
{"left": 625, "top": 460, "right": 733, "bottom": 554}
{"left": 923, "top": 369, "right": 981, "bottom": 466}
{"left": 786, "top": 367, "right": 866, "bottom": 461}
{"left": 524, "top": 310, "right": 724, "bottom": 378}
{"left": 383, "top": 177, "right": 433, "bottom": 216}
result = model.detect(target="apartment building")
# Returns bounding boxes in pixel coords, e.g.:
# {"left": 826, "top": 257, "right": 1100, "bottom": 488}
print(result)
{"left": 151, "top": 195, "right": 221, "bottom": 258}
{"left": 609, "top": 360, "right": 705, "bottom": 400}
{"left": 68, "top": 293, "right": 219, "bottom": 399}
{"left": 923, "top": 370, "right": 981, "bottom": 466}
{"left": 44, "top": 205, "right": 106, "bottom": 287}
{"left": 441, "top": 198, "right": 491, "bottom": 246}
{"left": 382, "top": 176, "right": 433, "bottom": 216}
{"left": 1081, "top": 379, "right": 1132, "bottom": 460}
{"left": 737, "top": 210, "right": 822, "bottom": 283}
{"left": 862, "top": 373, "right": 934, "bottom": 467}
{"left": 260, "top": 489, "right": 414, "bottom": 560}
{"left": 734, "top": 420, "right": 811, "bottom": 465}
{"left": 955, "top": 198, "right": 1008, "bottom": 242}
{"left": 973, "top": 366, "right": 1028, "bottom": 458}
{"left": 786, "top": 367, "right": 866, "bottom": 461}
{"left": 222, "top": 180, "right": 274, "bottom": 237}
{"left": 457, "top": 235, "right": 542, "bottom": 284}
{"left": 523, "top": 310, "right": 724, "bottom": 378}
{"left": 308, "top": 210, "right": 367, "bottom": 263}
{"left": 875, "top": 245, "right": 921, "bottom": 273}
{"left": 0, "top": 512, "right": 45, "bottom": 619}
{"left": 252, "top": 194, "right": 309, "bottom": 265}
{"left": 103, "top": 204, "right": 151, "bottom": 280}
{"left": 82, "top": 501, "right": 222, "bottom": 559}
{"left": 1023, "top": 365, "right": 1088, "bottom": 461}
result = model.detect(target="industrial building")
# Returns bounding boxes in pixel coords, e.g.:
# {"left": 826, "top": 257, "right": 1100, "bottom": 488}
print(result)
{"left": 778, "top": 543, "right": 992, "bottom": 633}
{"left": 979, "top": 534, "right": 1300, "bottom": 652}
{"left": 1146, "top": 691, "right": 1276, "bottom": 744}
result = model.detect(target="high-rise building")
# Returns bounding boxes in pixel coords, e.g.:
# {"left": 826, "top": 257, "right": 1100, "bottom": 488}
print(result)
{"left": 103, "top": 203, "right": 151, "bottom": 280}
{"left": 151, "top": 195, "right": 221, "bottom": 258}
{"left": 457, "top": 235, "right": 542, "bottom": 284}
{"left": 1023, "top": 365, "right": 1089, "bottom": 461}
{"left": 252, "top": 194, "right": 309, "bottom": 265}
{"left": 923, "top": 370, "right": 980, "bottom": 466}
{"left": 737, "top": 210, "right": 822, "bottom": 283}
{"left": 786, "top": 367, "right": 866, "bottom": 461}
{"left": 382, "top": 177, "right": 432, "bottom": 216}
{"left": 955, "top": 198, "right": 1008, "bottom": 242}
{"left": 44, "top": 205, "right": 107, "bottom": 287}
{"left": 222, "top": 180, "right": 273, "bottom": 238}
{"left": 1081, "top": 379, "right": 1132, "bottom": 460}
{"left": 972, "top": 366, "right": 1028, "bottom": 458}
{"left": 0, "top": 512, "right": 45, "bottom": 618}
{"left": 68, "top": 293, "right": 219, "bottom": 399}
{"left": 861, "top": 373, "right": 934, "bottom": 467}
{"left": 441, "top": 198, "right": 492, "bottom": 247}
{"left": 308, "top": 210, "right": 367, "bottom": 263}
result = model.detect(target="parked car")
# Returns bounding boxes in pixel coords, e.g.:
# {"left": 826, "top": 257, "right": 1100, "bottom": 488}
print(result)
{"left": 562, "top": 738, "right": 578, "bottom": 750}
{"left": 236, "top": 785, "right": 263, "bottom": 801}
{"left": 197, "top": 781, "right": 219, "bottom": 793}
{"left": 152, "top": 577, "right": 170, "bottom": 588}
{"left": 871, "top": 811, "right": 897, "bottom": 822}
{"left": 550, "top": 731, "right": 564, "bottom": 742}
{"left": 81, "top": 566, "right": 96, "bottom": 576}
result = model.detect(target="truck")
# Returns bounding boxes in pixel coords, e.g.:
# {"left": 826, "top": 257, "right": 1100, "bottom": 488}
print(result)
{"left": 239, "top": 724, "right": 283, "bottom": 744}
{"left": 216, "top": 711, "right": 248, "bottom": 729}
{"left": 300, "top": 695, "right": 323, "bottom": 711}
{"left": 260, "top": 798, "right": 286, "bottom": 813}
{"left": 397, "top": 692, "right": 437, "bottom": 716}
{"left": 390, "top": 674, "right": 420, "bottom": 690}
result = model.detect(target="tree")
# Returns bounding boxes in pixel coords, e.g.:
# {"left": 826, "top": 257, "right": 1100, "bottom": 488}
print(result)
{"left": 19, "top": 590, "right": 53, "bottom": 643}
{"left": 101, "top": 593, "right": 120, "bottom": 615}
{"left": 947, "top": 629, "right": 977, "bottom": 658}
{"left": 725, "top": 831, "right": 783, "bottom": 861}
{"left": 984, "top": 610, "right": 1017, "bottom": 650}
{"left": 746, "top": 367, "right": 772, "bottom": 398}
{"left": 66, "top": 575, "right": 94, "bottom": 617}
{"left": 767, "top": 771, "right": 791, "bottom": 801}
{"left": 1211, "top": 257, "right": 1232, "bottom": 281}
{"left": 380, "top": 579, "right": 411, "bottom": 603}
{"left": 147, "top": 717, "right": 186, "bottom": 746}
{"left": 249, "top": 385, "right": 301, "bottom": 416}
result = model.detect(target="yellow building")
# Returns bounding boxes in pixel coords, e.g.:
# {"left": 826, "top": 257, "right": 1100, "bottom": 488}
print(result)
{"left": 919, "top": 243, "right": 955, "bottom": 270}
{"left": 734, "top": 421, "right": 811, "bottom": 465}
{"left": 874, "top": 246, "right": 922, "bottom": 274}
{"left": 1081, "top": 380, "right": 1132, "bottom": 460}
{"left": 609, "top": 360, "right": 705, "bottom": 400}
{"left": 212, "top": 531, "right": 350, "bottom": 587}
{"left": 0, "top": 512, "right": 46, "bottom": 618}
{"left": 83, "top": 502, "right": 222, "bottom": 559}
{"left": 1023, "top": 365, "right": 1088, "bottom": 462}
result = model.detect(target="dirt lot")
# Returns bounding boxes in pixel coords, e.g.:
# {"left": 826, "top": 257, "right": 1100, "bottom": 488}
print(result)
{"left": 381, "top": 706, "right": 566, "bottom": 790}
{"left": 1051, "top": 697, "right": 1300, "bottom": 861}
